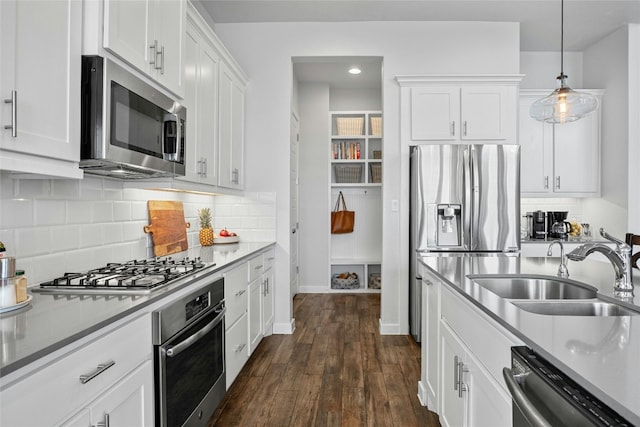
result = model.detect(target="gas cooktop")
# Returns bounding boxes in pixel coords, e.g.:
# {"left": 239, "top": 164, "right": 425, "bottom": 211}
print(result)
{"left": 35, "top": 257, "right": 211, "bottom": 295}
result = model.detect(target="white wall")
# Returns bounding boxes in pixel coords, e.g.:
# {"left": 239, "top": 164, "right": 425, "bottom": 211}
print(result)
{"left": 298, "top": 82, "right": 331, "bottom": 292}
{"left": 629, "top": 24, "right": 640, "bottom": 234}
{"left": 214, "top": 21, "right": 520, "bottom": 334}
{"left": 0, "top": 173, "right": 276, "bottom": 285}
{"left": 520, "top": 52, "right": 584, "bottom": 89}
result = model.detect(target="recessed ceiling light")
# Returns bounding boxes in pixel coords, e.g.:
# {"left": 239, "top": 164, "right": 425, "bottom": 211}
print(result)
{"left": 348, "top": 67, "right": 361, "bottom": 75}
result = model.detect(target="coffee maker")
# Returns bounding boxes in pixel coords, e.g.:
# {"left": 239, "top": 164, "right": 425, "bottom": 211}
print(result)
{"left": 547, "top": 211, "right": 569, "bottom": 238}
{"left": 533, "top": 210, "right": 546, "bottom": 239}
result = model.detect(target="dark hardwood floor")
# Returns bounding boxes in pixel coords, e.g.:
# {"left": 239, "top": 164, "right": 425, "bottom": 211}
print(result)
{"left": 208, "top": 293, "right": 441, "bottom": 426}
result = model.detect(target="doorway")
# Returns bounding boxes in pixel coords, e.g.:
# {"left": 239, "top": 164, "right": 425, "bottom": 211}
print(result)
{"left": 291, "top": 56, "right": 383, "bottom": 300}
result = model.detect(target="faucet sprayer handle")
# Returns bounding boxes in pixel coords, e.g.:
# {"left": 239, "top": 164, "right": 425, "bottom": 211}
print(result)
{"left": 600, "top": 228, "right": 625, "bottom": 246}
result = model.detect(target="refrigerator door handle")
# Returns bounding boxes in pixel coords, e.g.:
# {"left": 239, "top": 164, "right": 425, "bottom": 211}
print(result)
{"left": 471, "top": 146, "right": 480, "bottom": 250}
{"left": 463, "top": 147, "right": 472, "bottom": 250}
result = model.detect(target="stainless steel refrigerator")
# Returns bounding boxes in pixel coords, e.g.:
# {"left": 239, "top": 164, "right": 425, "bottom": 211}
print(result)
{"left": 409, "top": 144, "right": 520, "bottom": 342}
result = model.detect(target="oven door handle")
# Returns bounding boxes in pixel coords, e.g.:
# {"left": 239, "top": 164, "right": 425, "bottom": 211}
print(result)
{"left": 502, "top": 368, "right": 552, "bottom": 427}
{"left": 165, "top": 307, "right": 226, "bottom": 358}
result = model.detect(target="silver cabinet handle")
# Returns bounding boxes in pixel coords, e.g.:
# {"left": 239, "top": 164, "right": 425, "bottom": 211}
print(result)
{"left": 4, "top": 90, "right": 17, "bottom": 137}
{"left": 235, "top": 343, "right": 246, "bottom": 353}
{"left": 458, "top": 361, "right": 468, "bottom": 398}
{"left": 453, "top": 355, "right": 459, "bottom": 391}
{"left": 544, "top": 176, "right": 549, "bottom": 189}
{"left": 255, "top": 265, "right": 263, "bottom": 270}
{"left": 262, "top": 279, "right": 267, "bottom": 296}
{"left": 503, "top": 368, "right": 552, "bottom": 427}
{"left": 159, "top": 45, "right": 165, "bottom": 74}
{"left": 266, "top": 277, "right": 269, "bottom": 294}
{"left": 203, "top": 157, "right": 207, "bottom": 177}
{"left": 556, "top": 176, "right": 561, "bottom": 190}
{"left": 197, "top": 158, "right": 203, "bottom": 176}
{"left": 232, "top": 168, "right": 240, "bottom": 184}
{"left": 79, "top": 360, "right": 115, "bottom": 384}
{"left": 235, "top": 289, "right": 246, "bottom": 297}
{"left": 463, "top": 120, "right": 468, "bottom": 136}
{"left": 450, "top": 121, "right": 455, "bottom": 136}
{"left": 150, "top": 40, "right": 158, "bottom": 67}
{"left": 94, "top": 413, "right": 110, "bottom": 427}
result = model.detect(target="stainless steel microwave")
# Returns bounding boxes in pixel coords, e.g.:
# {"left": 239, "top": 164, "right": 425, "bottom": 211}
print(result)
{"left": 80, "top": 56, "right": 186, "bottom": 179}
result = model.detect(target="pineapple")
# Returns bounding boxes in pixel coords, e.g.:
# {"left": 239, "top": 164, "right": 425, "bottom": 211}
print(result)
{"left": 198, "top": 208, "right": 214, "bottom": 246}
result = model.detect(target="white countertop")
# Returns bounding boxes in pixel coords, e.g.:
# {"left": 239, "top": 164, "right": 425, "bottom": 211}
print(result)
{"left": 0, "top": 242, "right": 274, "bottom": 378}
{"left": 419, "top": 253, "right": 640, "bottom": 425}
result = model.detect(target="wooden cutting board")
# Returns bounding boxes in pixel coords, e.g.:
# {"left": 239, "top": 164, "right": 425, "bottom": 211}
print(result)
{"left": 143, "top": 200, "right": 191, "bottom": 256}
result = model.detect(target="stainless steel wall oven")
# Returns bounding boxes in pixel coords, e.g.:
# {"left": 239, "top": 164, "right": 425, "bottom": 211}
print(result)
{"left": 153, "top": 277, "right": 225, "bottom": 427}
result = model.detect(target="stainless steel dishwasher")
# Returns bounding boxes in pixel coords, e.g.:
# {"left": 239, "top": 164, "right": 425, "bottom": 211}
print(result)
{"left": 503, "top": 346, "right": 632, "bottom": 427}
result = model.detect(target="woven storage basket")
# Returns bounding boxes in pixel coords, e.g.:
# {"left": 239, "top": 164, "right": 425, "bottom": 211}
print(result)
{"left": 373, "top": 150, "right": 382, "bottom": 159}
{"left": 332, "top": 273, "right": 360, "bottom": 289}
{"left": 335, "top": 164, "right": 363, "bottom": 183}
{"left": 368, "top": 273, "right": 381, "bottom": 289}
{"left": 370, "top": 117, "right": 382, "bottom": 136}
{"left": 370, "top": 164, "right": 382, "bottom": 183}
{"left": 336, "top": 117, "right": 364, "bottom": 136}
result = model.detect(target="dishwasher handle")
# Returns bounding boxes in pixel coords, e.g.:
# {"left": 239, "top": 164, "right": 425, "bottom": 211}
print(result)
{"left": 503, "top": 368, "right": 552, "bottom": 427}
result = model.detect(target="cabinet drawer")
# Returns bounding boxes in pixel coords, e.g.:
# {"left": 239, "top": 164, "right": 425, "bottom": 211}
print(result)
{"left": 441, "top": 286, "right": 522, "bottom": 391}
{"left": 263, "top": 248, "right": 275, "bottom": 271}
{"left": 224, "top": 263, "right": 249, "bottom": 328}
{"left": 248, "top": 254, "right": 264, "bottom": 282}
{"left": 1, "top": 315, "right": 152, "bottom": 427}
{"left": 225, "top": 313, "right": 249, "bottom": 388}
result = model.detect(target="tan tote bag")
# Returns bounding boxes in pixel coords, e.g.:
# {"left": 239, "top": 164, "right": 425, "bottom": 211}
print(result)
{"left": 331, "top": 191, "right": 355, "bottom": 234}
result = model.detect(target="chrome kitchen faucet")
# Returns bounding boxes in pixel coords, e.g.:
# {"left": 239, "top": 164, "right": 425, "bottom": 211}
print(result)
{"left": 547, "top": 240, "right": 570, "bottom": 278}
{"left": 566, "top": 228, "right": 633, "bottom": 298}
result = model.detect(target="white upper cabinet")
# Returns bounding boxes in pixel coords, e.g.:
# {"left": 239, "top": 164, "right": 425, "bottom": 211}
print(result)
{"left": 398, "top": 76, "right": 521, "bottom": 144}
{"left": 104, "top": 0, "right": 185, "bottom": 97}
{"left": 0, "top": 0, "right": 82, "bottom": 179}
{"left": 217, "top": 61, "right": 246, "bottom": 190}
{"left": 178, "top": 13, "right": 220, "bottom": 185}
{"left": 519, "top": 90, "right": 603, "bottom": 197}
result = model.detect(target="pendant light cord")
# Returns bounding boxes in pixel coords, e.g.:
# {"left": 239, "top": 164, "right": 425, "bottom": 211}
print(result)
{"left": 560, "top": 0, "right": 564, "bottom": 77}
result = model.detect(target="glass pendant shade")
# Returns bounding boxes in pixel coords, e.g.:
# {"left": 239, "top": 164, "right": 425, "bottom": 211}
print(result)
{"left": 530, "top": 75, "right": 599, "bottom": 124}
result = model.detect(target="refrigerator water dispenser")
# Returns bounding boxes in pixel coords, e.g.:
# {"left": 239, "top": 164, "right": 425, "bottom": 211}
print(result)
{"left": 437, "top": 204, "right": 461, "bottom": 246}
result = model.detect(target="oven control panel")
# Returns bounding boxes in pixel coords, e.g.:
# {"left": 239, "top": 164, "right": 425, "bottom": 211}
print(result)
{"left": 185, "top": 291, "right": 210, "bottom": 321}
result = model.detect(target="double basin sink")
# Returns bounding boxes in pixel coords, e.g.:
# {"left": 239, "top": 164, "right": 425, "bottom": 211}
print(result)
{"left": 468, "top": 275, "right": 639, "bottom": 317}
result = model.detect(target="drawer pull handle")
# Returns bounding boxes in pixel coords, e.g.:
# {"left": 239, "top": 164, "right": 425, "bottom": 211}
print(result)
{"left": 94, "top": 413, "right": 110, "bottom": 427}
{"left": 235, "top": 343, "right": 246, "bottom": 353}
{"left": 235, "top": 289, "right": 246, "bottom": 297}
{"left": 80, "top": 360, "right": 115, "bottom": 384}
{"left": 255, "top": 265, "right": 263, "bottom": 270}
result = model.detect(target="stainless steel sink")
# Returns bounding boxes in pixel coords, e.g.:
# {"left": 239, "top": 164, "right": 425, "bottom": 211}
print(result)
{"left": 470, "top": 275, "right": 597, "bottom": 300}
{"left": 511, "top": 300, "right": 640, "bottom": 316}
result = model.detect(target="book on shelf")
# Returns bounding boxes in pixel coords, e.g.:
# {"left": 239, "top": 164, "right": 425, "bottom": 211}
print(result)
{"left": 332, "top": 141, "right": 361, "bottom": 160}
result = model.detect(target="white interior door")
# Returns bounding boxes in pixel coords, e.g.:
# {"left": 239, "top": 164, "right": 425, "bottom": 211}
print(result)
{"left": 290, "top": 112, "right": 300, "bottom": 297}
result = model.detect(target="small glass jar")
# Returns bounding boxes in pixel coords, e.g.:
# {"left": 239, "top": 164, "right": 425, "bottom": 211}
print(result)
{"left": 0, "top": 257, "right": 17, "bottom": 308}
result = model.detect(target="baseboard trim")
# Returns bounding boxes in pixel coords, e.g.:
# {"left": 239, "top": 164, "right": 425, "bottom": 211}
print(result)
{"left": 417, "top": 381, "right": 428, "bottom": 407}
{"left": 298, "top": 285, "right": 329, "bottom": 293}
{"left": 273, "top": 318, "right": 295, "bottom": 334}
{"left": 379, "top": 318, "right": 401, "bottom": 335}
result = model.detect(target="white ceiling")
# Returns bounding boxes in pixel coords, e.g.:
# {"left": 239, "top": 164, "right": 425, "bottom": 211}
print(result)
{"left": 195, "top": 0, "right": 640, "bottom": 89}
{"left": 197, "top": 0, "right": 640, "bottom": 51}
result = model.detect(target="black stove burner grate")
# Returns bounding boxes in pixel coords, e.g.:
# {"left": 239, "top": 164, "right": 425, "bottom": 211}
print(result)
{"left": 39, "top": 256, "right": 207, "bottom": 292}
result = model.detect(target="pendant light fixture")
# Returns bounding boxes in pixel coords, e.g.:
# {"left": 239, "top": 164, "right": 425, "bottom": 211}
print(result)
{"left": 530, "top": 0, "right": 599, "bottom": 124}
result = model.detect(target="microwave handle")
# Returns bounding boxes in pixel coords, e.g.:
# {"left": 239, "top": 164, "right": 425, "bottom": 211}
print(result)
{"left": 162, "top": 113, "right": 180, "bottom": 160}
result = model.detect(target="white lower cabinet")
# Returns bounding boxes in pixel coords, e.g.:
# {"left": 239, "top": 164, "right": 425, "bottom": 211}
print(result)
{"left": 262, "top": 248, "right": 275, "bottom": 336}
{"left": 61, "top": 360, "right": 154, "bottom": 427}
{"left": 420, "top": 269, "right": 440, "bottom": 411}
{"left": 420, "top": 262, "right": 523, "bottom": 427}
{"left": 0, "top": 315, "right": 153, "bottom": 427}
{"left": 225, "top": 313, "right": 249, "bottom": 388}
{"left": 248, "top": 273, "right": 263, "bottom": 353}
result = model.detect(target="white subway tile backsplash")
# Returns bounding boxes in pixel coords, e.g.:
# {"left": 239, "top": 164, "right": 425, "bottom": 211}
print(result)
{"left": 35, "top": 200, "right": 66, "bottom": 226}
{"left": 51, "top": 225, "right": 80, "bottom": 251}
{"left": 15, "top": 227, "right": 51, "bottom": 257}
{"left": 1, "top": 198, "right": 34, "bottom": 228}
{"left": 80, "top": 224, "right": 103, "bottom": 248}
{"left": 1, "top": 174, "right": 276, "bottom": 283}
{"left": 113, "top": 201, "right": 132, "bottom": 221}
{"left": 92, "top": 201, "right": 114, "bottom": 223}
{"left": 51, "top": 179, "right": 80, "bottom": 199}
{"left": 16, "top": 179, "right": 51, "bottom": 198}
